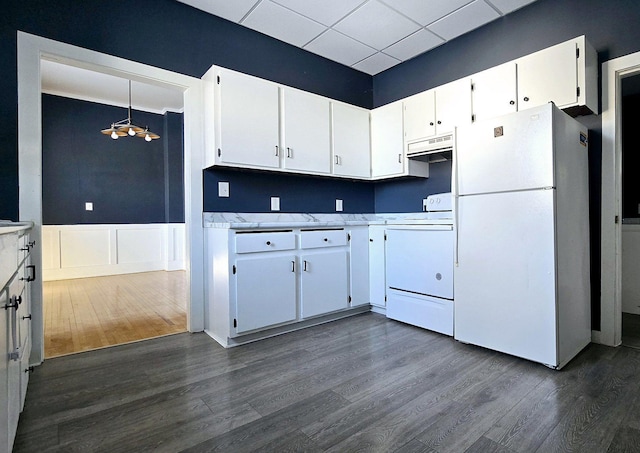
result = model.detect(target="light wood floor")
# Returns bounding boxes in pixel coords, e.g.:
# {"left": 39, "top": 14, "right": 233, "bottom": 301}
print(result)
{"left": 14, "top": 313, "right": 640, "bottom": 452}
{"left": 43, "top": 271, "right": 187, "bottom": 358}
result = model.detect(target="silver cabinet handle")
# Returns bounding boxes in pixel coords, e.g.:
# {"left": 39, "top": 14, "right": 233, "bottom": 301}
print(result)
{"left": 335, "top": 155, "right": 339, "bottom": 165}
{"left": 303, "top": 260, "right": 308, "bottom": 272}
{"left": 291, "top": 261, "right": 295, "bottom": 272}
{"left": 275, "top": 145, "right": 279, "bottom": 156}
{"left": 287, "top": 147, "right": 292, "bottom": 158}
{"left": 523, "top": 96, "right": 529, "bottom": 102}
{"left": 266, "top": 241, "right": 271, "bottom": 246}
{"left": 398, "top": 154, "right": 402, "bottom": 163}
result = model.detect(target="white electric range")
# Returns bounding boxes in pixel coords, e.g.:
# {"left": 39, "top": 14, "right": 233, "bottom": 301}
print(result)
{"left": 385, "top": 192, "right": 454, "bottom": 335}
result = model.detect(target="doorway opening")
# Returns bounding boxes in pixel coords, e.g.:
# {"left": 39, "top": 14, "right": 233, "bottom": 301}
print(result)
{"left": 18, "top": 32, "right": 206, "bottom": 366}
{"left": 620, "top": 74, "right": 640, "bottom": 348}
{"left": 40, "top": 61, "right": 189, "bottom": 357}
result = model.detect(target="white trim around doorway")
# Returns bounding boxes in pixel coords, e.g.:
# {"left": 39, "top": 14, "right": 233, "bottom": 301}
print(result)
{"left": 600, "top": 51, "right": 640, "bottom": 347}
{"left": 17, "top": 32, "right": 206, "bottom": 365}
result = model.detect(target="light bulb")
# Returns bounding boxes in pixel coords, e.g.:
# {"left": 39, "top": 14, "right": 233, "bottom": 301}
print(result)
{"left": 111, "top": 130, "right": 119, "bottom": 139}
{"left": 145, "top": 133, "right": 152, "bottom": 142}
{"left": 128, "top": 127, "right": 136, "bottom": 136}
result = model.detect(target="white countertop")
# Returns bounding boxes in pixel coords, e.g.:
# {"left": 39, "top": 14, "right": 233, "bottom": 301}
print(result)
{"left": 0, "top": 221, "right": 34, "bottom": 235}
{"left": 203, "top": 212, "right": 453, "bottom": 229}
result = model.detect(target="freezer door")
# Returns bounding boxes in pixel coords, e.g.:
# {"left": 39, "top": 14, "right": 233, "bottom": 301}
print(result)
{"left": 455, "top": 189, "right": 558, "bottom": 366}
{"left": 456, "top": 103, "right": 555, "bottom": 196}
{"left": 386, "top": 227, "right": 454, "bottom": 299}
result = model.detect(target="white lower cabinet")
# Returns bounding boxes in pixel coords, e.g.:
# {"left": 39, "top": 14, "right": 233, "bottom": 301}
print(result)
{"left": 300, "top": 250, "right": 348, "bottom": 318}
{"left": 1, "top": 227, "right": 34, "bottom": 453}
{"left": 235, "top": 254, "right": 297, "bottom": 333}
{"left": 368, "top": 225, "right": 387, "bottom": 309}
{"left": 206, "top": 225, "right": 370, "bottom": 347}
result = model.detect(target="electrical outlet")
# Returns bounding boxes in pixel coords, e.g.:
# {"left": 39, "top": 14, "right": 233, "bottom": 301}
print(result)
{"left": 271, "top": 197, "right": 280, "bottom": 211}
{"left": 85, "top": 202, "right": 93, "bottom": 211}
{"left": 336, "top": 199, "right": 343, "bottom": 212}
{"left": 218, "top": 181, "right": 230, "bottom": 198}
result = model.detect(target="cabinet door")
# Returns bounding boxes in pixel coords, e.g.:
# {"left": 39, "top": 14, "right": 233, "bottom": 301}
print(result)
{"left": 435, "top": 78, "right": 472, "bottom": 135}
{"left": 0, "top": 286, "right": 9, "bottom": 452}
{"left": 300, "top": 251, "right": 348, "bottom": 318}
{"left": 517, "top": 40, "right": 578, "bottom": 110}
{"left": 282, "top": 88, "right": 331, "bottom": 174}
{"left": 368, "top": 226, "right": 386, "bottom": 307}
{"left": 218, "top": 69, "right": 280, "bottom": 168}
{"left": 371, "top": 101, "right": 404, "bottom": 178}
{"left": 235, "top": 255, "right": 297, "bottom": 333}
{"left": 332, "top": 103, "right": 371, "bottom": 178}
{"left": 472, "top": 62, "right": 518, "bottom": 122}
{"left": 403, "top": 90, "right": 436, "bottom": 143}
{"left": 349, "top": 227, "right": 370, "bottom": 307}
{"left": 19, "top": 259, "right": 32, "bottom": 410}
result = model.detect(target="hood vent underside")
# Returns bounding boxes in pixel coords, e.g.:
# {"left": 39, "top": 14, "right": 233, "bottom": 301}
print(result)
{"left": 406, "top": 133, "right": 453, "bottom": 163}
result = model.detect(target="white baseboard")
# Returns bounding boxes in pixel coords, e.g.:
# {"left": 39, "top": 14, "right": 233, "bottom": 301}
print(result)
{"left": 42, "top": 223, "right": 186, "bottom": 281}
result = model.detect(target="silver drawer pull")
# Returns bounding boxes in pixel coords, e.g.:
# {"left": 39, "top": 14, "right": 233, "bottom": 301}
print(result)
{"left": 266, "top": 241, "right": 271, "bottom": 246}
{"left": 323, "top": 238, "right": 328, "bottom": 242}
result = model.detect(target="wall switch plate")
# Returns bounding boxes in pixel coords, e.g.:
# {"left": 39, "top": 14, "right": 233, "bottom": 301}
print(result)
{"left": 336, "top": 199, "right": 343, "bottom": 212}
{"left": 271, "top": 197, "right": 280, "bottom": 211}
{"left": 85, "top": 202, "right": 93, "bottom": 211}
{"left": 218, "top": 181, "right": 230, "bottom": 198}
{"left": 422, "top": 198, "right": 428, "bottom": 212}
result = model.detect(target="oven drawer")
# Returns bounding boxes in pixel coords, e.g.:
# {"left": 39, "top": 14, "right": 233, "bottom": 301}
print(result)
{"left": 387, "top": 289, "right": 453, "bottom": 336}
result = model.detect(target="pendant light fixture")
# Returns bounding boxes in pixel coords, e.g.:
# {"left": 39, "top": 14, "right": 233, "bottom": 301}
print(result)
{"left": 101, "top": 80, "right": 160, "bottom": 141}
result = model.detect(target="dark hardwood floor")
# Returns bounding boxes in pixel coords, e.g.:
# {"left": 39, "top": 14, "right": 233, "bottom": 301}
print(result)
{"left": 13, "top": 312, "right": 640, "bottom": 452}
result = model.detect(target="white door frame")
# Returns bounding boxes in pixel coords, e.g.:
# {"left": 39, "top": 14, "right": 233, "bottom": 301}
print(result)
{"left": 17, "top": 32, "right": 206, "bottom": 364}
{"left": 600, "top": 51, "right": 640, "bottom": 347}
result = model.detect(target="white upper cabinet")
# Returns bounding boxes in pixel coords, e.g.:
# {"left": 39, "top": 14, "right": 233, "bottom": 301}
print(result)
{"left": 282, "top": 87, "right": 331, "bottom": 174}
{"left": 215, "top": 68, "right": 281, "bottom": 169}
{"left": 516, "top": 36, "right": 597, "bottom": 114}
{"left": 403, "top": 90, "right": 436, "bottom": 143}
{"left": 471, "top": 62, "right": 518, "bottom": 122}
{"left": 517, "top": 39, "right": 578, "bottom": 111}
{"left": 332, "top": 103, "right": 371, "bottom": 178}
{"left": 371, "top": 101, "right": 405, "bottom": 178}
{"left": 403, "top": 78, "right": 472, "bottom": 144}
{"left": 202, "top": 36, "right": 596, "bottom": 177}
{"left": 434, "top": 78, "right": 472, "bottom": 135}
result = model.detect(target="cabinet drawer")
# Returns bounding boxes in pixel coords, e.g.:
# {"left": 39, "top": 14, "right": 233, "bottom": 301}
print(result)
{"left": 300, "top": 229, "right": 347, "bottom": 249}
{"left": 235, "top": 231, "right": 296, "bottom": 254}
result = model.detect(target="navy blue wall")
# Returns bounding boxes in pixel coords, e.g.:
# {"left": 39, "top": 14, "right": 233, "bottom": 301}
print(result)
{"left": 42, "top": 94, "right": 184, "bottom": 225}
{"left": 0, "top": 0, "right": 372, "bottom": 221}
{"left": 204, "top": 168, "right": 374, "bottom": 214}
{"left": 375, "top": 161, "right": 452, "bottom": 213}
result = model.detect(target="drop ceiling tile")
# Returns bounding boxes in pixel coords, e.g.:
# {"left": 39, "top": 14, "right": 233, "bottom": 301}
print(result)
{"left": 488, "top": 0, "right": 538, "bottom": 14}
{"left": 381, "top": 0, "right": 473, "bottom": 26}
{"left": 334, "top": 0, "right": 421, "bottom": 50}
{"left": 353, "top": 52, "right": 401, "bottom": 75}
{"left": 242, "top": 1, "right": 327, "bottom": 47}
{"left": 383, "top": 29, "right": 444, "bottom": 61}
{"left": 305, "top": 30, "right": 376, "bottom": 66}
{"left": 176, "top": 0, "right": 259, "bottom": 23}
{"left": 427, "top": 0, "right": 500, "bottom": 41}
{"left": 271, "top": 0, "right": 366, "bottom": 26}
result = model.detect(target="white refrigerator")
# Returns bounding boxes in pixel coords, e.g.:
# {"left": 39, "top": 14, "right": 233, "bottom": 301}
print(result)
{"left": 454, "top": 103, "right": 591, "bottom": 369}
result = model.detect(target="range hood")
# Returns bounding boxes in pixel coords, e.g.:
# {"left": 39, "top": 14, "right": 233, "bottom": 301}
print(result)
{"left": 406, "top": 133, "right": 454, "bottom": 163}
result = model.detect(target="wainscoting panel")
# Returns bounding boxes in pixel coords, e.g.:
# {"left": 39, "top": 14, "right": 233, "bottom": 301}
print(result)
{"left": 117, "top": 228, "right": 163, "bottom": 264}
{"left": 43, "top": 224, "right": 185, "bottom": 281}
{"left": 60, "top": 228, "right": 111, "bottom": 268}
